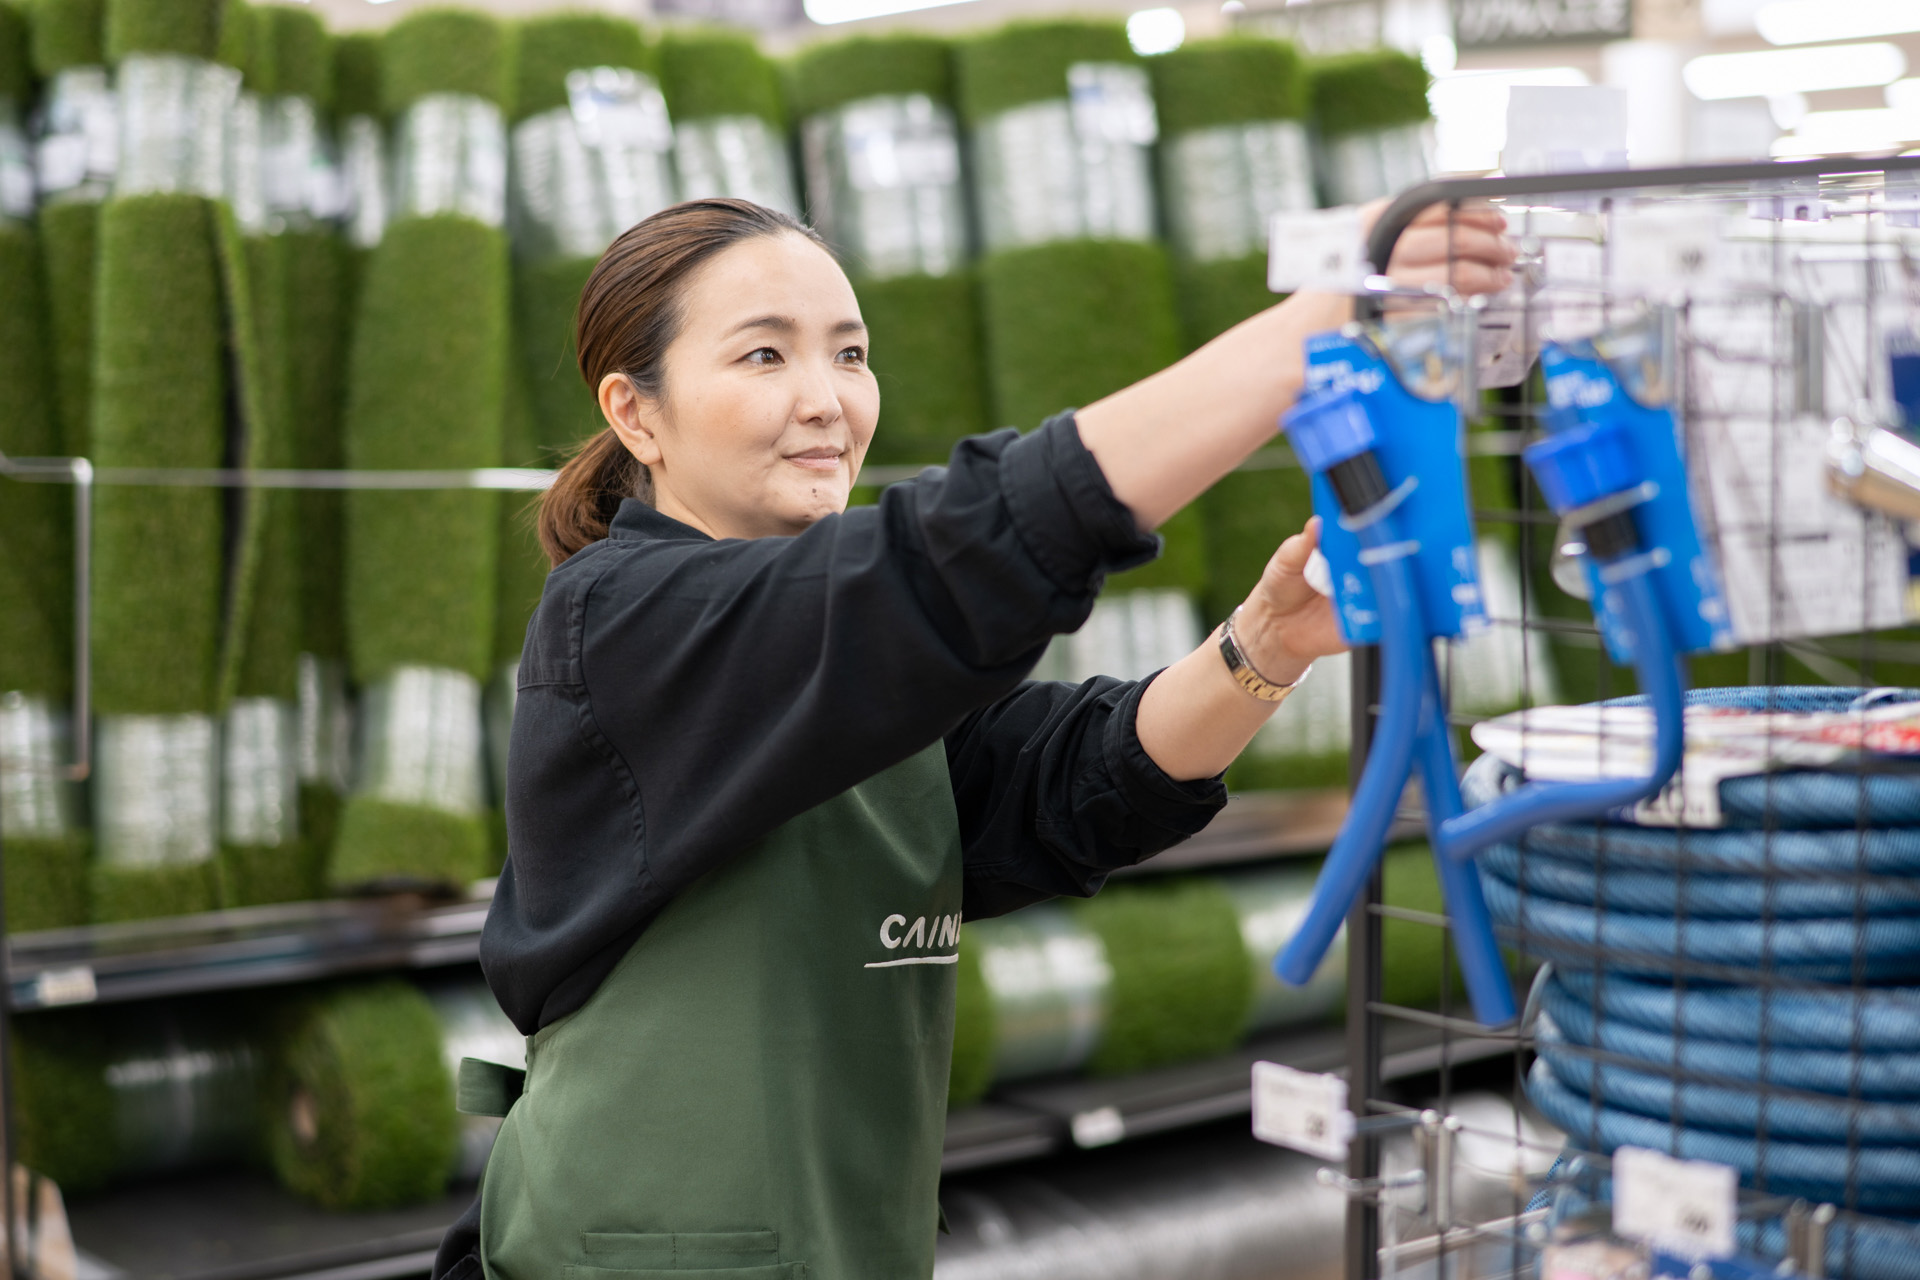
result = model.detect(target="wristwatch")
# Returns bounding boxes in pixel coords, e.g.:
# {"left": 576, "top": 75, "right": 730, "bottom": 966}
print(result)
{"left": 1219, "top": 607, "right": 1311, "bottom": 703}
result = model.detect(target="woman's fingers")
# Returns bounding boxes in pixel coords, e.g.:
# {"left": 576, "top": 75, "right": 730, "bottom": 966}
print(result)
{"left": 1386, "top": 218, "right": 1518, "bottom": 297}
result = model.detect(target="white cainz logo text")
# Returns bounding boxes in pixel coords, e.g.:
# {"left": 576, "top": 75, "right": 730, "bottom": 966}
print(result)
{"left": 865, "top": 913, "right": 961, "bottom": 969}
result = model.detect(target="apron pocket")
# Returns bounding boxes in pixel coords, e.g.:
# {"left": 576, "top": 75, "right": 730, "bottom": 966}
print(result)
{"left": 576, "top": 1230, "right": 793, "bottom": 1273}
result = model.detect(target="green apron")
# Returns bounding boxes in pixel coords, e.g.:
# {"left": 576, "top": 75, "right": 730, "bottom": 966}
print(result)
{"left": 479, "top": 743, "right": 963, "bottom": 1279}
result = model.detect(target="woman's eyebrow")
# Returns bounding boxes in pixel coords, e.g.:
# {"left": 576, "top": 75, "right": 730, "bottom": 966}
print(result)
{"left": 832, "top": 319, "right": 867, "bottom": 336}
{"left": 726, "top": 315, "right": 797, "bottom": 337}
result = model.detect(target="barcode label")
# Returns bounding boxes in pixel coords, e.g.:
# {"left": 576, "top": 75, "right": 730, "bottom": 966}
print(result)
{"left": 1269, "top": 208, "right": 1368, "bottom": 294}
{"left": 1251, "top": 1061, "right": 1353, "bottom": 1161}
{"left": 1613, "top": 1146, "right": 1736, "bottom": 1260}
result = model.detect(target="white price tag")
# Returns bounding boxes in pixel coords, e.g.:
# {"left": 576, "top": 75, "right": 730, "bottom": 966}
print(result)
{"left": 1269, "top": 207, "right": 1368, "bottom": 294}
{"left": 1071, "top": 1106, "right": 1126, "bottom": 1148}
{"left": 1251, "top": 1061, "right": 1354, "bottom": 1161}
{"left": 1612, "top": 1146, "right": 1737, "bottom": 1261}
{"left": 32, "top": 966, "right": 97, "bottom": 1008}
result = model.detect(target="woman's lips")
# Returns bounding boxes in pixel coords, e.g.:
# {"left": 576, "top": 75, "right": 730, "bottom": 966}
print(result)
{"left": 785, "top": 450, "right": 843, "bottom": 472}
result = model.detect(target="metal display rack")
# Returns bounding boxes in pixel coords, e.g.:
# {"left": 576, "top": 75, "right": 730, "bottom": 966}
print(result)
{"left": 1337, "top": 153, "right": 1920, "bottom": 1280}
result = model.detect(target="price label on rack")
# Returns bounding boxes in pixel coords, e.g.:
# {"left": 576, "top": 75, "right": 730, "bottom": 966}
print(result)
{"left": 1251, "top": 1061, "right": 1354, "bottom": 1161}
{"left": 1269, "top": 207, "right": 1369, "bottom": 294}
{"left": 1612, "top": 1146, "right": 1737, "bottom": 1260}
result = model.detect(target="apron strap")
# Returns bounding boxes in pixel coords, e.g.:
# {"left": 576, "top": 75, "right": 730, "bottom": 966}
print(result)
{"left": 457, "top": 1057, "right": 526, "bottom": 1117}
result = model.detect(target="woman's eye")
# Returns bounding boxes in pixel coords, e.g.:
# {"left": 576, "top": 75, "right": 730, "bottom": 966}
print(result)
{"left": 745, "top": 347, "right": 782, "bottom": 366}
{"left": 837, "top": 346, "right": 868, "bottom": 366}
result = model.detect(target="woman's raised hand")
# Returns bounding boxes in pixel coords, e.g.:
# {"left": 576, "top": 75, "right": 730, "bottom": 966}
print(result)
{"left": 1369, "top": 199, "right": 1517, "bottom": 298}
{"left": 1231, "top": 516, "right": 1347, "bottom": 688}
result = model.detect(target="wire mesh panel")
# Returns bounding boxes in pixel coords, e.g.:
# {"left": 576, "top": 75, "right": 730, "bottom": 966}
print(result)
{"left": 1334, "top": 155, "right": 1920, "bottom": 1280}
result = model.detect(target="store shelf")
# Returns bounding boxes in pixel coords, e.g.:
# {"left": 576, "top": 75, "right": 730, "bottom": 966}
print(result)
{"left": 64, "top": 1019, "right": 1510, "bottom": 1279}
{"left": 6, "top": 894, "right": 490, "bottom": 1012}
{"left": 7, "top": 790, "right": 1393, "bottom": 1012}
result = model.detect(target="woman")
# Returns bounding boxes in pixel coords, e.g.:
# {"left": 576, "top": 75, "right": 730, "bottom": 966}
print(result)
{"left": 435, "top": 197, "right": 1513, "bottom": 1279}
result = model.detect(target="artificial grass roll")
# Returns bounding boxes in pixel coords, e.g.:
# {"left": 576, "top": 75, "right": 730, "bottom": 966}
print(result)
{"left": 1309, "top": 50, "right": 1432, "bottom": 206}
{"left": 513, "top": 11, "right": 648, "bottom": 122}
{"left": 1380, "top": 842, "right": 1462, "bottom": 1010}
{"left": 267, "top": 980, "right": 457, "bottom": 1209}
{"left": 513, "top": 256, "right": 598, "bottom": 453}
{"left": 336, "top": 214, "right": 505, "bottom": 889}
{"left": 660, "top": 28, "right": 795, "bottom": 212}
{"left": 1309, "top": 49, "right": 1430, "bottom": 137}
{"left": 89, "top": 189, "right": 229, "bottom": 915}
{"left": 1222, "top": 862, "right": 1344, "bottom": 1034}
{"left": 13, "top": 1003, "right": 264, "bottom": 1193}
{"left": 977, "top": 238, "right": 1181, "bottom": 430}
{"left": 0, "top": 216, "right": 90, "bottom": 932}
{"left": 858, "top": 272, "right": 988, "bottom": 465}
{"left": 283, "top": 227, "right": 348, "bottom": 661}
{"left": 1073, "top": 876, "right": 1253, "bottom": 1076}
{"left": 789, "top": 31, "right": 951, "bottom": 120}
{"left": 332, "top": 28, "right": 378, "bottom": 119}
{"left": 948, "top": 931, "right": 994, "bottom": 1106}
{"left": 335, "top": 13, "right": 509, "bottom": 890}
{"left": 953, "top": 18, "right": 1133, "bottom": 123}
{"left": 36, "top": 201, "right": 99, "bottom": 452}
{"left": 30, "top": 0, "right": 100, "bottom": 70}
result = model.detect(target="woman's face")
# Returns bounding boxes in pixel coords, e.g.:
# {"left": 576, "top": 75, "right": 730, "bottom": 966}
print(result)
{"left": 602, "top": 231, "right": 879, "bottom": 540}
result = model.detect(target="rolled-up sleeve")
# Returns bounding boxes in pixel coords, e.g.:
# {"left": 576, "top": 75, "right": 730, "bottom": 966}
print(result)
{"left": 946, "top": 674, "right": 1228, "bottom": 921}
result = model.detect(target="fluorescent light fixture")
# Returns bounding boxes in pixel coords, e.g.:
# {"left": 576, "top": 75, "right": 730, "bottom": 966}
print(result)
{"left": 803, "top": 0, "right": 974, "bottom": 26}
{"left": 1427, "top": 67, "right": 1588, "bottom": 174}
{"left": 1772, "top": 106, "right": 1920, "bottom": 156}
{"left": 1756, "top": 0, "right": 1920, "bottom": 45}
{"left": 1127, "top": 7, "right": 1185, "bottom": 55}
{"left": 1889, "top": 78, "right": 1920, "bottom": 111}
{"left": 1683, "top": 42, "right": 1905, "bottom": 100}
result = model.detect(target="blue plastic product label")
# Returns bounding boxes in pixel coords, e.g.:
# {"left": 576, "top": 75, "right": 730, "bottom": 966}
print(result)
{"left": 1300, "top": 328, "right": 1485, "bottom": 645}
{"left": 1538, "top": 341, "right": 1733, "bottom": 659}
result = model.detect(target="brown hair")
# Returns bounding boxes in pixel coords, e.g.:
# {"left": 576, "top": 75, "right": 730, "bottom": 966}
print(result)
{"left": 537, "top": 198, "right": 827, "bottom": 566}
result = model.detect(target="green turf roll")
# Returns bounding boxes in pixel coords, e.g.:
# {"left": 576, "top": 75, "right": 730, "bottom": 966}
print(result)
{"left": 789, "top": 31, "right": 950, "bottom": 120}
{"left": 104, "top": 0, "right": 218, "bottom": 61}
{"left": 489, "top": 364, "right": 544, "bottom": 875}
{"left": 976, "top": 238, "right": 1180, "bottom": 430}
{"left": 332, "top": 28, "right": 379, "bottom": 118}
{"left": 90, "top": 187, "right": 229, "bottom": 916}
{"left": 962, "top": 901, "right": 1108, "bottom": 1084}
{"left": 31, "top": 0, "right": 111, "bottom": 455}
{"left": 0, "top": 0, "right": 25, "bottom": 103}
{"left": 1380, "top": 842, "right": 1463, "bottom": 1010}
{"left": 507, "top": 14, "right": 666, "bottom": 458}
{"left": 266, "top": 980, "right": 457, "bottom": 1209}
{"left": 1073, "top": 876, "right": 1253, "bottom": 1077}
{"left": 1309, "top": 50, "right": 1432, "bottom": 206}
{"left": 953, "top": 18, "right": 1132, "bottom": 123}
{"left": 331, "top": 29, "right": 384, "bottom": 259}
{"left": 947, "top": 931, "right": 994, "bottom": 1106}
{"left": 0, "top": 195, "right": 92, "bottom": 931}
{"left": 13, "top": 1003, "right": 264, "bottom": 1193}
{"left": 660, "top": 28, "right": 795, "bottom": 212}
{"left": 856, "top": 272, "right": 988, "bottom": 464}
{"left": 1173, "top": 253, "right": 1275, "bottom": 350}
{"left": 1153, "top": 37, "right": 1312, "bottom": 279}
{"left": 334, "top": 14, "right": 508, "bottom": 891}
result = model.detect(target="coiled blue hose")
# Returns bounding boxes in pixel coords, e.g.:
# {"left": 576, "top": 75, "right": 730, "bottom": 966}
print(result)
{"left": 1550, "top": 968, "right": 1920, "bottom": 1052}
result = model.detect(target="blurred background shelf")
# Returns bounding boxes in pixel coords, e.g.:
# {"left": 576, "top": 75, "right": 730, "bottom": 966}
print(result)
{"left": 7, "top": 790, "right": 1387, "bottom": 1013}
{"left": 65, "top": 1019, "right": 1509, "bottom": 1280}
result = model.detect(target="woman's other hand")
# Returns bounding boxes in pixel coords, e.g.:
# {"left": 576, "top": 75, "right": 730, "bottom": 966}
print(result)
{"left": 1365, "top": 198, "right": 1516, "bottom": 298}
{"left": 1231, "top": 516, "right": 1347, "bottom": 688}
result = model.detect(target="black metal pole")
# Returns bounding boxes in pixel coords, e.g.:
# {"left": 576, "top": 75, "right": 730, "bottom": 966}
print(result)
{"left": 1344, "top": 646, "right": 1384, "bottom": 1280}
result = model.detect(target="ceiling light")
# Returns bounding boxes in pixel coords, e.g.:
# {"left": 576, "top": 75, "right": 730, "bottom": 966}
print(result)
{"left": 1771, "top": 107, "right": 1920, "bottom": 156}
{"left": 1127, "top": 8, "right": 1185, "bottom": 55}
{"left": 1889, "top": 78, "right": 1920, "bottom": 112}
{"left": 1756, "top": 0, "right": 1920, "bottom": 45}
{"left": 1683, "top": 42, "right": 1905, "bottom": 100}
{"left": 1427, "top": 67, "right": 1589, "bottom": 174}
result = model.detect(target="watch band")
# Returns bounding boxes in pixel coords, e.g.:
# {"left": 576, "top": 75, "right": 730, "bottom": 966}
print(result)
{"left": 1219, "top": 608, "right": 1310, "bottom": 704}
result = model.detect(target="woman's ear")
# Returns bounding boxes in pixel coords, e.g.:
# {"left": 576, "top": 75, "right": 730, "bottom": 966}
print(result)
{"left": 600, "top": 372, "right": 665, "bottom": 469}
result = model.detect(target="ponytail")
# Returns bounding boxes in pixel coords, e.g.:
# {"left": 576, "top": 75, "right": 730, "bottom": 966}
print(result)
{"left": 538, "top": 428, "right": 649, "bottom": 567}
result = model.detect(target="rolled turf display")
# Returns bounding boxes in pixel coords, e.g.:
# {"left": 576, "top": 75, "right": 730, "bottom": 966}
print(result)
{"left": 27, "top": 0, "right": 111, "bottom": 457}
{"left": 332, "top": 8, "right": 509, "bottom": 891}
{"left": 958, "top": 21, "right": 1199, "bottom": 636}
{"left": 659, "top": 28, "right": 795, "bottom": 214}
{"left": 1, "top": 0, "right": 89, "bottom": 932}
{"left": 1309, "top": 50, "right": 1433, "bottom": 207}
{"left": 219, "top": 4, "right": 339, "bottom": 907}
{"left": 791, "top": 33, "right": 987, "bottom": 466}
{"left": 332, "top": 30, "right": 385, "bottom": 253}
{"left": 12, "top": 1002, "right": 263, "bottom": 1194}
{"left": 1150, "top": 36, "right": 1311, "bottom": 350}
{"left": 498, "top": 13, "right": 664, "bottom": 817}
{"left": 266, "top": 978, "right": 457, "bottom": 1209}
{"left": 88, "top": 0, "right": 248, "bottom": 921}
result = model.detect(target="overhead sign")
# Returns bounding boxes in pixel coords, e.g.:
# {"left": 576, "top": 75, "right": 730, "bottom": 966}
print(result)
{"left": 1454, "top": 0, "right": 1631, "bottom": 48}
